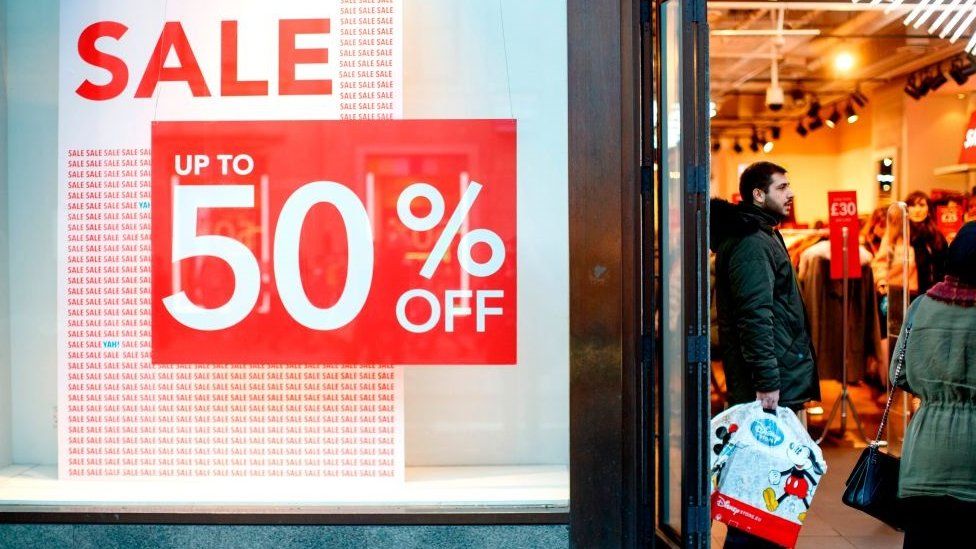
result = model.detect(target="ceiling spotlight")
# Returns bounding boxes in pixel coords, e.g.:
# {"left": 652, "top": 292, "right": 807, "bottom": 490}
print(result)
{"left": 789, "top": 88, "right": 807, "bottom": 107}
{"left": 846, "top": 102, "right": 858, "bottom": 124}
{"left": 949, "top": 55, "right": 976, "bottom": 86}
{"left": 763, "top": 139, "right": 774, "bottom": 154}
{"left": 733, "top": 139, "right": 743, "bottom": 154}
{"left": 928, "top": 65, "right": 948, "bottom": 91}
{"left": 904, "top": 73, "right": 925, "bottom": 100}
{"left": 796, "top": 121, "right": 808, "bottom": 137}
{"left": 835, "top": 51, "right": 856, "bottom": 73}
{"left": 851, "top": 89, "right": 868, "bottom": 108}
{"left": 806, "top": 99, "right": 821, "bottom": 118}
{"left": 712, "top": 139, "right": 721, "bottom": 153}
{"left": 771, "top": 126, "right": 781, "bottom": 140}
{"left": 749, "top": 128, "right": 760, "bottom": 152}
{"left": 826, "top": 107, "right": 841, "bottom": 129}
{"left": 808, "top": 115, "right": 824, "bottom": 131}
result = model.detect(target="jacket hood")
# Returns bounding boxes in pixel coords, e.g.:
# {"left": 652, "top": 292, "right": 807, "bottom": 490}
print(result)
{"left": 709, "top": 199, "right": 772, "bottom": 252}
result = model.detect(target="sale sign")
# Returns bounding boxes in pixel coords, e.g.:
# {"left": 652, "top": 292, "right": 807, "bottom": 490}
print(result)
{"left": 58, "top": 0, "right": 410, "bottom": 480}
{"left": 827, "top": 191, "right": 860, "bottom": 280}
{"left": 960, "top": 111, "right": 976, "bottom": 164}
{"left": 936, "top": 205, "right": 964, "bottom": 240}
{"left": 151, "top": 120, "right": 517, "bottom": 365}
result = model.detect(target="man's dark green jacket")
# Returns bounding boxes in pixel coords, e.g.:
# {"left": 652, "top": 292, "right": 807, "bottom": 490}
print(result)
{"left": 710, "top": 199, "right": 820, "bottom": 409}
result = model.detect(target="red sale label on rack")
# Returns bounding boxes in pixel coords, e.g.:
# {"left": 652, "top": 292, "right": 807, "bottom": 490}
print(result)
{"left": 827, "top": 190, "right": 860, "bottom": 280}
{"left": 151, "top": 120, "right": 517, "bottom": 365}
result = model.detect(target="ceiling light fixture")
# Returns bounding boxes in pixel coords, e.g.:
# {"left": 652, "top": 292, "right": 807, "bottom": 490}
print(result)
{"left": 733, "top": 139, "right": 743, "bottom": 154}
{"left": 808, "top": 115, "right": 824, "bottom": 131}
{"left": 826, "top": 107, "right": 841, "bottom": 129}
{"left": 771, "top": 126, "right": 781, "bottom": 140}
{"left": 789, "top": 88, "right": 807, "bottom": 107}
{"left": 851, "top": 88, "right": 868, "bottom": 108}
{"left": 806, "top": 99, "right": 821, "bottom": 119}
{"left": 846, "top": 103, "right": 858, "bottom": 124}
{"left": 928, "top": 65, "right": 949, "bottom": 91}
{"left": 904, "top": 73, "right": 925, "bottom": 101}
{"left": 796, "top": 121, "right": 808, "bottom": 137}
{"left": 835, "top": 51, "right": 856, "bottom": 73}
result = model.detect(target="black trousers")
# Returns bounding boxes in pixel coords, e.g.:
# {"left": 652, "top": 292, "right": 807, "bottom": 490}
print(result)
{"left": 901, "top": 496, "right": 975, "bottom": 549}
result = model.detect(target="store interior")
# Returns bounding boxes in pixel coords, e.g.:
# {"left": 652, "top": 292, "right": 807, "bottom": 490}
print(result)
{"left": 707, "top": 2, "right": 976, "bottom": 546}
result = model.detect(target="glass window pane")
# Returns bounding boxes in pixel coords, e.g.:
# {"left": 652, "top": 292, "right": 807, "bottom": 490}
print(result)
{"left": 659, "top": 0, "right": 684, "bottom": 533}
{"left": 1, "top": 0, "right": 567, "bottom": 507}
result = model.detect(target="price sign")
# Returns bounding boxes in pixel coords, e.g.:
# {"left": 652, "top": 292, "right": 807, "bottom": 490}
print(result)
{"left": 827, "top": 191, "right": 860, "bottom": 280}
{"left": 936, "top": 205, "right": 963, "bottom": 240}
{"left": 151, "top": 120, "right": 517, "bottom": 365}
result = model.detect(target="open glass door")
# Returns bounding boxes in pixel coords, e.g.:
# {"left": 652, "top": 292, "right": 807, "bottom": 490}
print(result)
{"left": 655, "top": 0, "right": 710, "bottom": 546}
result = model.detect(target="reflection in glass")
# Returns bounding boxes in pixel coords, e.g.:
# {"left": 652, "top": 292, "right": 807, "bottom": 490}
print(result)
{"left": 660, "top": 0, "right": 683, "bottom": 533}
{"left": 882, "top": 201, "right": 910, "bottom": 452}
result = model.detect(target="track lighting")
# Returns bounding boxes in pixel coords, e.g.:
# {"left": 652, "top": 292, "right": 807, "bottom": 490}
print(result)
{"left": 712, "top": 139, "right": 721, "bottom": 153}
{"left": 806, "top": 100, "right": 821, "bottom": 119}
{"left": 904, "top": 73, "right": 925, "bottom": 101}
{"left": 949, "top": 54, "right": 976, "bottom": 86}
{"left": 771, "top": 126, "right": 781, "bottom": 140}
{"left": 796, "top": 121, "right": 808, "bottom": 137}
{"left": 845, "top": 103, "right": 858, "bottom": 124}
{"left": 826, "top": 107, "right": 841, "bottom": 129}
{"left": 733, "top": 139, "right": 743, "bottom": 154}
{"left": 851, "top": 89, "right": 868, "bottom": 108}
{"left": 808, "top": 116, "right": 824, "bottom": 131}
{"left": 928, "top": 65, "right": 948, "bottom": 92}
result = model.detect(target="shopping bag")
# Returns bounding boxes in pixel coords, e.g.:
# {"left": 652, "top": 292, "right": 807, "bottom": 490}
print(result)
{"left": 710, "top": 402, "right": 827, "bottom": 548}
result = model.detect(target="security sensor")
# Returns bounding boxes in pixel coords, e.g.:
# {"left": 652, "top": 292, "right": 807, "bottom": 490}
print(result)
{"left": 766, "top": 85, "right": 785, "bottom": 111}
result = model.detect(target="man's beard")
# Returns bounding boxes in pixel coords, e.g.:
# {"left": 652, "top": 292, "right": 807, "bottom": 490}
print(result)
{"left": 762, "top": 195, "right": 790, "bottom": 221}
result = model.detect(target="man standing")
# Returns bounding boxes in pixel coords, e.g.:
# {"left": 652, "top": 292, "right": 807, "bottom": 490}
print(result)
{"left": 711, "top": 162, "right": 820, "bottom": 548}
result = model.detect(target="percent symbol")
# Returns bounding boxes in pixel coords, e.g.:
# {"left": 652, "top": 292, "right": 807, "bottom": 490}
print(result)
{"left": 396, "top": 182, "right": 506, "bottom": 279}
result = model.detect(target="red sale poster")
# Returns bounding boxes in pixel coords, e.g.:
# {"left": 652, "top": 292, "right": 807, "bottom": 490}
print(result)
{"left": 150, "top": 120, "right": 517, "bottom": 365}
{"left": 827, "top": 191, "right": 860, "bottom": 280}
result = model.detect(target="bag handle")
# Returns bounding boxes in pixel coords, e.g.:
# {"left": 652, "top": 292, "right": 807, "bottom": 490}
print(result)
{"left": 874, "top": 296, "right": 923, "bottom": 444}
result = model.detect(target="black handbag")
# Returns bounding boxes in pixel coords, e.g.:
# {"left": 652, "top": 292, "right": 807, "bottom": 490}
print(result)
{"left": 841, "top": 303, "right": 918, "bottom": 529}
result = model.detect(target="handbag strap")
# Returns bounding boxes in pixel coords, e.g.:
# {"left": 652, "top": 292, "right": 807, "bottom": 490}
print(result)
{"left": 874, "top": 296, "right": 923, "bottom": 444}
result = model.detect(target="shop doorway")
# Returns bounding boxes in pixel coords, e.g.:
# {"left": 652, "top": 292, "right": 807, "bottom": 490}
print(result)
{"left": 703, "top": 1, "right": 976, "bottom": 547}
{"left": 647, "top": 0, "right": 711, "bottom": 546}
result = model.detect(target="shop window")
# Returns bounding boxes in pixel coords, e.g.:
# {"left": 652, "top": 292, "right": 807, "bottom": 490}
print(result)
{"left": 1, "top": 0, "right": 568, "bottom": 509}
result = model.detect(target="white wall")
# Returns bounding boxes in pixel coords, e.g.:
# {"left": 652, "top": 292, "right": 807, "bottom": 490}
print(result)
{"left": 4, "top": 0, "right": 569, "bottom": 467}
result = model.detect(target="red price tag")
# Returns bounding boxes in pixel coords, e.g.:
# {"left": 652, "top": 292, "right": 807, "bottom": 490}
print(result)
{"left": 151, "top": 120, "right": 517, "bottom": 365}
{"left": 936, "top": 205, "right": 963, "bottom": 238}
{"left": 827, "top": 191, "right": 860, "bottom": 280}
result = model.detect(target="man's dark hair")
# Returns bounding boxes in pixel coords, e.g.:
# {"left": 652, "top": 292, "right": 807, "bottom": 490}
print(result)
{"left": 739, "top": 161, "right": 787, "bottom": 203}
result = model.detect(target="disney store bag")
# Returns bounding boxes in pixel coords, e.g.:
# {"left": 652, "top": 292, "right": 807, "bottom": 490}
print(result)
{"left": 710, "top": 402, "right": 828, "bottom": 548}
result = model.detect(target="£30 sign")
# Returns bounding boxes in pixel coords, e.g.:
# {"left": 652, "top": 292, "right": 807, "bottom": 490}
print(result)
{"left": 151, "top": 120, "right": 517, "bottom": 365}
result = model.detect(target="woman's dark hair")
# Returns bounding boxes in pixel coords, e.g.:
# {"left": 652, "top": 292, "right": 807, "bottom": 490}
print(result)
{"left": 946, "top": 221, "right": 976, "bottom": 286}
{"left": 904, "top": 191, "right": 944, "bottom": 248}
